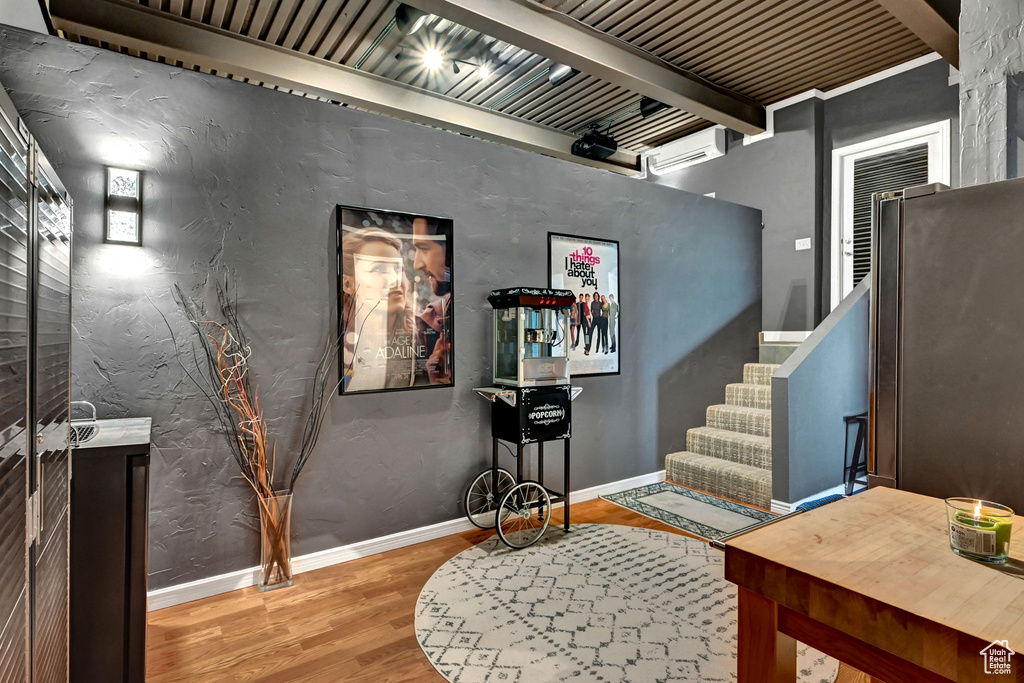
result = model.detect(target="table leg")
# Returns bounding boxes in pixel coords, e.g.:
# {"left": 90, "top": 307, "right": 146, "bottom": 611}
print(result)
{"left": 737, "top": 587, "right": 796, "bottom": 683}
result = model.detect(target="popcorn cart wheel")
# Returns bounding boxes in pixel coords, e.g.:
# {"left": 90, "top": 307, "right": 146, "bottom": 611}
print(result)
{"left": 496, "top": 481, "right": 551, "bottom": 549}
{"left": 464, "top": 467, "right": 515, "bottom": 529}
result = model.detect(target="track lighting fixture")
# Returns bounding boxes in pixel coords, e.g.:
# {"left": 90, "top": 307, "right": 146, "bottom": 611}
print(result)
{"left": 451, "top": 59, "right": 490, "bottom": 79}
{"left": 396, "top": 3, "right": 429, "bottom": 35}
{"left": 640, "top": 96, "right": 670, "bottom": 118}
{"left": 548, "top": 63, "right": 580, "bottom": 87}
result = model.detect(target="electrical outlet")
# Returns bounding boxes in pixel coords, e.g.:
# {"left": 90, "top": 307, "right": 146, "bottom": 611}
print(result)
{"left": 795, "top": 238, "right": 812, "bottom": 251}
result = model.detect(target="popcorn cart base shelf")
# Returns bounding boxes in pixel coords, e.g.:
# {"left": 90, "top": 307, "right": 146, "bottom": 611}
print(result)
{"left": 467, "top": 384, "right": 582, "bottom": 549}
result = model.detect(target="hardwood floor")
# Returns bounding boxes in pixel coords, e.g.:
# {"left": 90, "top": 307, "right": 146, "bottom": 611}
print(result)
{"left": 147, "top": 498, "right": 871, "bottom": 682}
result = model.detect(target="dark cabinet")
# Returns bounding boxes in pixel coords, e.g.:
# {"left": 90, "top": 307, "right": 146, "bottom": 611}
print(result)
{"left": 70, "top": 431, "right": 150, "bottom": 683}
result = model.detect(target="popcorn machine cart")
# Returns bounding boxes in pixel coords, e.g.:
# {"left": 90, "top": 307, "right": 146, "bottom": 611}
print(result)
{"left": 467, "top": 287, "right": 582, "bottom": 549}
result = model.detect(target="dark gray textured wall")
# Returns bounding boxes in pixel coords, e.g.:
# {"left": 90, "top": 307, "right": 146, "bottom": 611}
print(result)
{"left": 771, "top": 279, "right": 869, "bottom": 503}
{"left": 645, "top": 102, "right": 821, "bottom": 332}
{"left": 0, "top": 28, "right": 762, "bottom": 589}
{"left": 649, "top": 59, "right": 957, "bottom": 330}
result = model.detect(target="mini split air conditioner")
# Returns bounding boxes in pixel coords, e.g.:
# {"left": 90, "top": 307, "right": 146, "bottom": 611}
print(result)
{"left": 646, "top": 126, "right": 726, "bottom": 175}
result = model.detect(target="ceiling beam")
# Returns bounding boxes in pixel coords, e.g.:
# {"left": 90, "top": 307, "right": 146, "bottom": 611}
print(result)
{"left": 48, "top": 0, "right": 640, "bottom": 174}
{"left": 874, "top": 0, "right": 959, "bottom": 68}
{"left": 404, "top": 0, "right": 766, "bottom": 135}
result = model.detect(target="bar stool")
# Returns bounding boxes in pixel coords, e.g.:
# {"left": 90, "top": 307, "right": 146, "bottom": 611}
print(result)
{"left": 843, "top": 411, "right": 869, "bottom": 495}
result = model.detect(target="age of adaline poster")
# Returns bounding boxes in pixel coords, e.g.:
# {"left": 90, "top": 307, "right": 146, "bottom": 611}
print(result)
{"left": 337, "top": 206, "right": 454, "bottom": 394}
{"left": 548, "top": 233, "right": 620, "bottom": 377}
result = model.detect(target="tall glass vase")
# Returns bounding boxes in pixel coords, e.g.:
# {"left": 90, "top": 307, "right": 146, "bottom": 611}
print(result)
{"left": 258, "top": 490, "right": 294, "bottom": 592}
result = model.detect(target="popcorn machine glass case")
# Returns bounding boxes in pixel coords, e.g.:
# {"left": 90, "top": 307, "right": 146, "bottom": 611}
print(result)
{"left": 489, "top": 287, "right": 574, "bottom": 387}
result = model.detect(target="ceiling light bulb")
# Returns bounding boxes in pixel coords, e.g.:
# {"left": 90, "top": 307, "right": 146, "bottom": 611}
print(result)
{"left": 478, "top": 65, "right": 491, "bottom": 80}
{"left": 453, "top": 62, "right": 461, "bottom": 74}
{"left": 423, "top": 49, "right": 443, "bottom": 71}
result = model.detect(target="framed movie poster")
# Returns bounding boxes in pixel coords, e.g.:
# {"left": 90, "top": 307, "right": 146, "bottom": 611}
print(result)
{"left": 336, "top": 205, "right": 454, "bottom": 394}
{"left": 548, "top": 232, "right": 620, "bottom": 377}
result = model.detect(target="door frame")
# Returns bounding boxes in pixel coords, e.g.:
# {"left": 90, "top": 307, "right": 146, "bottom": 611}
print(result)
{"left": 830, "top": 119, "right": 951, "bottom": 310}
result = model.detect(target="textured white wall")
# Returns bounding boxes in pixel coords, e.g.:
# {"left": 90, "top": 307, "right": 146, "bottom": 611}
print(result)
{"left": 960, "top": 0, "right": 1024, "bottom": 185}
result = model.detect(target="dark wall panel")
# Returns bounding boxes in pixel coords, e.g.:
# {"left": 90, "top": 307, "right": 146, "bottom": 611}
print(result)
{"left": 0, "top": 26, "right": 761, "bottom": 590}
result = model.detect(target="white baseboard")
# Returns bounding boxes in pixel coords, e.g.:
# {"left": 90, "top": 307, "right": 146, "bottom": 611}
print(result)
{"left": 147, "top": 469, "right": 666, "bottom": 612}
{"left": 770, "top": 483, "right": 847, "bottom": 515}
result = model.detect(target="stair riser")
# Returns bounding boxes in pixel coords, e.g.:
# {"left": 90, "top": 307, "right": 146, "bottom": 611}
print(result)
{"left": 759, "top": 344, "right": 798, "bottom": 364}
{"left": 666, "top": 455, "right": 771, "bottom": 510}
{"left": 726, "top": 384, "right": 772, "bottom": 410}
{"left": 742, "top": 363, "right": 780, "bottom": 386}
{"left": 706, "top": 406, "right": 771, "bottom": 437}
{"left": 686, "top": 431, "right": 771, "bottom": 470}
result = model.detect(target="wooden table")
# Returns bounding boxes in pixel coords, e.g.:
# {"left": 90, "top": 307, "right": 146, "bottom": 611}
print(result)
{"left": 725, "top": 487, "right": 1024, "bottom": 682}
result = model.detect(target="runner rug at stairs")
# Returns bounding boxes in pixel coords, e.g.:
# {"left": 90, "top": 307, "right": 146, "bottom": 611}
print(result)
{"left": 602, "top": 481, "right": 776, "bottom": 542}
{"left": 416, "top": 524, "right": 838, "bottom": 683}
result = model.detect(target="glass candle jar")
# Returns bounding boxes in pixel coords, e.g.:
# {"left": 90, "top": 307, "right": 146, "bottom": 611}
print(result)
{"left": 946, "top": 498, "right": 1014, "bottom": 563}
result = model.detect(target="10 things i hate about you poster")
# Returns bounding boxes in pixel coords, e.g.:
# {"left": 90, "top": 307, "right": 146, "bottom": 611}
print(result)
{"left": 548, "top": 232, "right": 620, "bottom": 377}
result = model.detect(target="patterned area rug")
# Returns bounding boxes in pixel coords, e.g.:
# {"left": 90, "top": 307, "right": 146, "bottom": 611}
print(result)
{"left": 416, "top": 524, "right": 838, "bottom": 682}
{"left": 602, "top": 481, "right": 776, "bottom": 541}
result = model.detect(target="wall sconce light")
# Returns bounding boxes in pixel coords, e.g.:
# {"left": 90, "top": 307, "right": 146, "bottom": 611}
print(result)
{"left": 105, "top": 167, "right": 142, "bottom": 245}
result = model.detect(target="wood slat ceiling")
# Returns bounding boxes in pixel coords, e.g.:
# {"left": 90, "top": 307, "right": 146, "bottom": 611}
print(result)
{"left": 64, "top": 0, "right": 932, "bottom": 154}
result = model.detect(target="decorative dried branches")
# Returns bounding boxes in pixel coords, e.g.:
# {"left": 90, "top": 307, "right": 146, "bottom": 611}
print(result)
{"left": 155, "top": 277, "right": 342, "bottom": 587}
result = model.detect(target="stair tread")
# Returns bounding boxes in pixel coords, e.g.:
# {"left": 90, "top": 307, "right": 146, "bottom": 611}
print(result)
{"left": 743, "top": 363, "right": 781, "bottom": 386}
{"left": 725, "top": 383, "right": 772, "bottom": 409}
{"left": 666, "top": 451, "right": 771, "bottom": 474}
{"left": 707, "top": 403, "right": 770, "bottom": 415}
{"left": 688, "top": 426, "right": 770, "bottom": 446}
{"left": 665, "top": 452, "right": 772, "bottom": 508}
{"left": 706, "top": 404, "right": 772, "bottom": 437}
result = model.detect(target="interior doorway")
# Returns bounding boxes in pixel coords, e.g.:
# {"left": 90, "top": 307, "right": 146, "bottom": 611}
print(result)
{"left": 830, "top": 120, "right": 951, "bottom": 309}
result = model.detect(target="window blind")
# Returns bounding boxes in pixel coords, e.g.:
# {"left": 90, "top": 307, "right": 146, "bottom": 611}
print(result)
{"left": 851, "top": 143, "right": 930, "bottom": 286}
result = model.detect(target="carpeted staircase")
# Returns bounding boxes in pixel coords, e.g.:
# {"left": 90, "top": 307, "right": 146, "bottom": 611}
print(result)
{"left": 665, "top": 362, "right": 779, "bottom": 510}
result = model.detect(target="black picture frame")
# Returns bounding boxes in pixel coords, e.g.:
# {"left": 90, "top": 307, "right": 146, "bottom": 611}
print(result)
{"left": 547, "top": 232, "right": 621, "bottom": 378}
{"left": 336, "top": 204, "right": 455, "bottom": 395}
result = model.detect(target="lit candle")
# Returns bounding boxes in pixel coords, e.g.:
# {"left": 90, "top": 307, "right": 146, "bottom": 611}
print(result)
{"left": 946, "top": 498, "right": 1014, "bottom": 563}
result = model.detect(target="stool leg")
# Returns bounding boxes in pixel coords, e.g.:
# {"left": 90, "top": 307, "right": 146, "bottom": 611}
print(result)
{"left": 852, "top": 421, "right": 867, "bottom": 490}
{"left": 843, "top": 420, "right": 854, "bottom": 496}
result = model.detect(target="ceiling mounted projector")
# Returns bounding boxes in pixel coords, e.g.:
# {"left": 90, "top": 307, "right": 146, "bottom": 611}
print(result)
{"left": 571, "top": 129, "right": 618, "bottom": 161}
